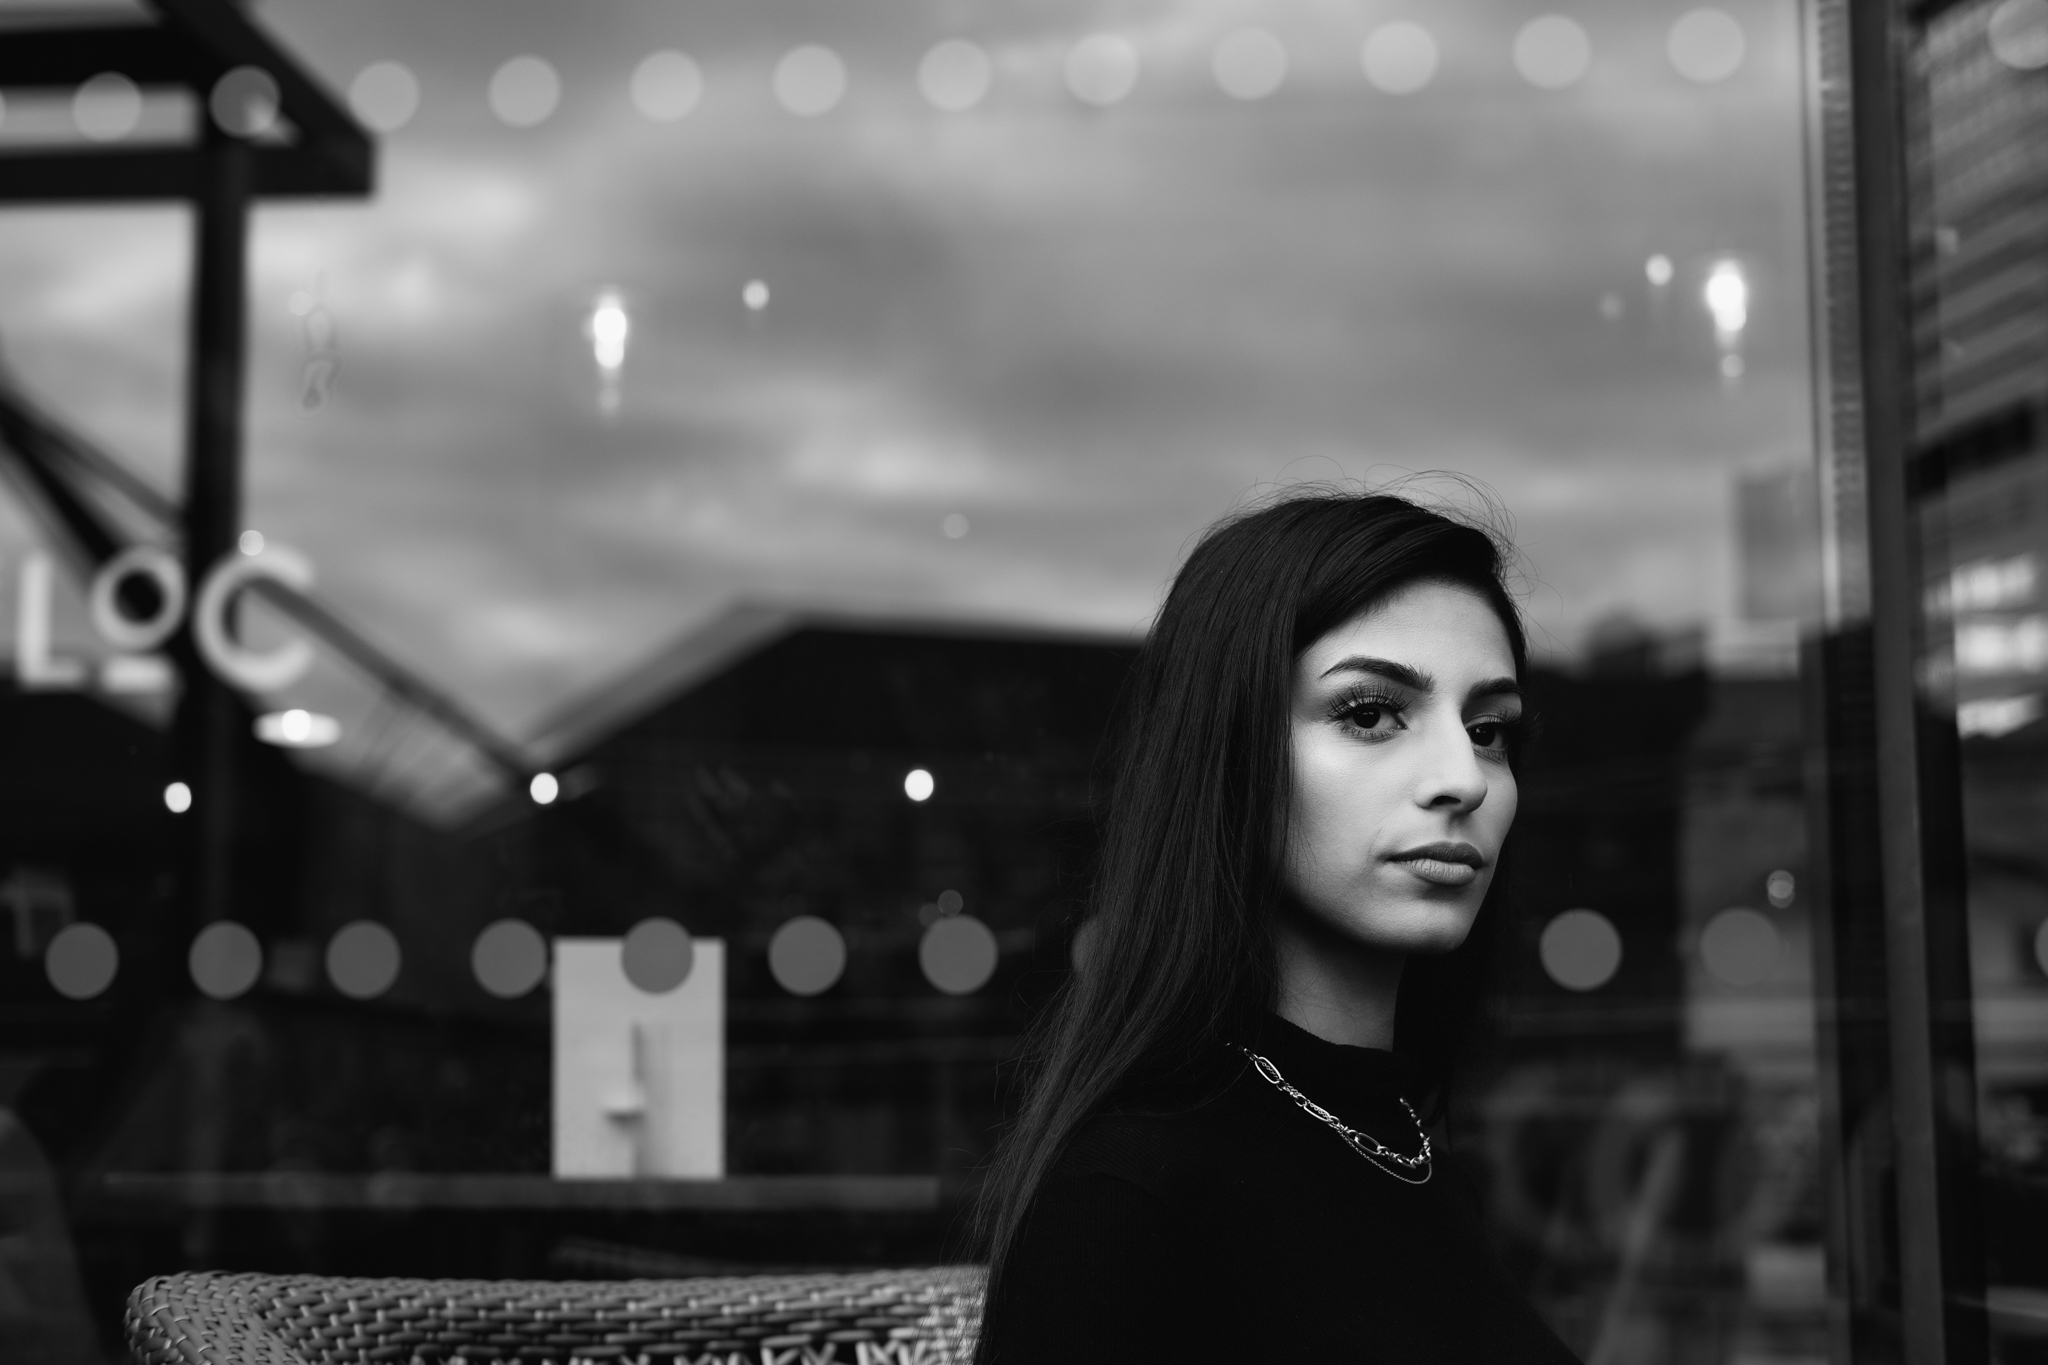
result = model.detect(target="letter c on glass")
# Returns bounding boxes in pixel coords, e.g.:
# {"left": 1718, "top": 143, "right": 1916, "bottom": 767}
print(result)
{"left": 88, "top": 546, "right": 188, "bottom": 652}
{"left": 194, "top": 546, "right": 314, "bottom": 692}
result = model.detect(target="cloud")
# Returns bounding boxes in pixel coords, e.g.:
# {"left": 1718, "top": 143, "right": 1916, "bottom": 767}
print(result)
{"left": 1, "top": 0, "right": 1813, "bottom": 748}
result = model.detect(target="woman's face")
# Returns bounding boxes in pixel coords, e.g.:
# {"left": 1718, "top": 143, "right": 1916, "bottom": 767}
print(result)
{"left": 1280, "top": 579, "right": 1522, "bottom": 957}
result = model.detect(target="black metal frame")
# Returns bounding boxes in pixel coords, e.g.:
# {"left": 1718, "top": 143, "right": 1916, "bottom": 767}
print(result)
{"left": 1803, "top": 1, "right": 1989, "bottom": 1361}
{"left": 0, "top": 0, "right": 372, "bottom": 937}
{"left": 0, "top": 1, "right": 369, "bottom": 203}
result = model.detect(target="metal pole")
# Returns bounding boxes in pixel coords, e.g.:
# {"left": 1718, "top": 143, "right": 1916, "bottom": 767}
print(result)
{"left": 175, "top": 128, "right": 252, "bottom": 935}
{"left": 1839, "top": 1, "right": 1986, "bottom": 1360}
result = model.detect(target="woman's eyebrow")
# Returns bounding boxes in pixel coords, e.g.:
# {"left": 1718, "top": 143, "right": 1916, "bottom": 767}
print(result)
{"left": 1467, "top": 677, "right": 1523, "bottom": 704}
{"left": 1317, "top": 656, "right": 1432, "bottom": 689}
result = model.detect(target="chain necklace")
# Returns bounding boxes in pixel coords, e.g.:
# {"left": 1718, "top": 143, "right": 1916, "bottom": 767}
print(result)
{"left": 1236, "top": 1046, "right": 1433, "bottom": 1185}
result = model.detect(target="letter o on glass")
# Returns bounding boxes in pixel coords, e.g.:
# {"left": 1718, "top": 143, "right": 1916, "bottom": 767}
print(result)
{"left": 89, "top": 546, "right": 187, "bottom": 652}
{"left": 194, "top": 546, "right": 315, "bottom": 691}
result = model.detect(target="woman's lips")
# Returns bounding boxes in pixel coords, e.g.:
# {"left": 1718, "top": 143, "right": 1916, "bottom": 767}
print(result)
{"left": 1388, "top": 842, "right": 1484, "bottom": 887}
{"left": 1394, "top": 858, "right": 1480, "bottom": 886}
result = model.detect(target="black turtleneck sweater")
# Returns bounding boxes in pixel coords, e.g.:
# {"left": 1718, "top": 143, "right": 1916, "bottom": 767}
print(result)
{"left": 980, "top": 1014, "right": 1580, "bottom": 1363}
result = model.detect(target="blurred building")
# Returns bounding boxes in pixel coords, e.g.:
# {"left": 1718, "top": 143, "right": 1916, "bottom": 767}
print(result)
{"left": 1907, "top": 0, "right": 2048, "bottom": 1297}
{"left": 7, "top": 608, "right": 1136, "bottom": 1324}
{"left": 1911, "top": 0, "right": 2048, "bottom": 738}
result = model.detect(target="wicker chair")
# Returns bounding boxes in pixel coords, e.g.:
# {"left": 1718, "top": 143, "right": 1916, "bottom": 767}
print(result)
{"left": 125, "top": 1267, "right": 985, "bottom": 1365}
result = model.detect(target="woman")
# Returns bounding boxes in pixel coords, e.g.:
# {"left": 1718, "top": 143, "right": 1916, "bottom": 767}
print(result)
{"left": 974, "top": 491, "right": 1578, "bottom": 1363}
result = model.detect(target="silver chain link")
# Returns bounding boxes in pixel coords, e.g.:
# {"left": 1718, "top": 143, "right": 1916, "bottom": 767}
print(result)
{"left": 1236, "top": 1046, "right": 1433, "bottom": 1185}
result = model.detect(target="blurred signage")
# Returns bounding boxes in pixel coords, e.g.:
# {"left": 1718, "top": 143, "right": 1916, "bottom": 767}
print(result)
{"left": 552, "top": 937, "right": 724, "bottom": 1179}
{"left": 9, "top": 545, "right": 313, "bottom": 695}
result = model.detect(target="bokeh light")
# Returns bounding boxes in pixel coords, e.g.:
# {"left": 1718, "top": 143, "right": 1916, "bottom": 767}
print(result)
{"left": 1767, "top": 870, "right": 1797, "bottom": 908}
{"left": 1705, "top": 259, "right": 1749, "bottom": 342}
{"left": 590, "top": 291, "right": 629, "bottom": 372}
{"left": 903, "top": 768, "right": 935, "bottom": 801}
{"left": 621, "top": 917, "right": 694, "bottom": 993}
{"left": 1362, "top": 23, "right": 1440, "bottom": 95}
{"left": 210, "top": 65, "right": 281, "bottom": 138}
{"left": 327, "top": 920, "right": 402, "bottom": 999}
{"left": 743, "top": 279, "right": 771, "bottom": 311}
{"left": 632, "top": 50, "right": 704, "bottom": 122}
{"left": 239, "top": 529, "right": 266, "bottom": 555}
{"left": 349, "top": 60, "right": 420, "bottom": 133}
{"left": 1699, "top": 907, "right": 1781, "bottom": 987}
{"left": 919, "top": 40, "right": 993, "bottom": 112}
{"left": 164, "top": 781, "right": 192, "bottom": 814}
{"left": 919, "top": 914, "right": 998, "bottom": 995}
{"left": 530, "top": 772, "right": 560, "bottom": 805}
{"left": 1513, "top": 16, "right": 1592, "bottom": 90}
{"left": 189, "top": 921, "right": 263, "bottom": 1000}
{"left": 472, "top": 918, "right": 548, "bottom": 998}
{"left": 490, "top": 56, "right": 561, "bottom": 128}
{"left": 1066, "top": 33, "right": 1139, "bottom": 107}
{"left": 774, "top": 45, "right": 847, "bottom": 117}
{"left": 942, "top": 513, "right": 969, "bottom": 539}
{"left": 1539, "top": 908, "right": 1622, "bottom": 991}
{"left": 1989, "top": 0, "right": 2048, "bottom": 69}
{"left": 1667, "top": 9, "right": 1747, "bottom": 84}
{"left": 73, "top": 72, "right": 142, "bottom": 142}
{"left": 46, "top": 923, "right": 118, "bottom": 1001}
{"left": 767, "top": 916, "right": 847, "bottom": 996}
{"left": 1213, "top": 29, "right": 1287, "bottom": 102}
{"left": 255, "top": 708, "right": 342, "bottom": 748}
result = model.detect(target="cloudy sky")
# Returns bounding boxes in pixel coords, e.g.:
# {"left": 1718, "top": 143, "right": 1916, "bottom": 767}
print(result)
{"left": 0, "top": 0, "right": 1815, "bottom": 775}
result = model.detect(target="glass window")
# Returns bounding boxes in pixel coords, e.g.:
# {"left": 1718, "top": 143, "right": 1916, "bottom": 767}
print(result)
{"left": 0, "top": 1, "right": 1911, "bottom": 1360}
{"left": 1905, "top": 0, "right": 2048, "bottom": 1351}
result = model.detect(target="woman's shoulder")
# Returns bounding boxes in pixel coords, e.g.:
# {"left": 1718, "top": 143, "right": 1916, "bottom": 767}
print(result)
{"left": 1050, "top": 1084, "right": 1249, "bottom": 1200}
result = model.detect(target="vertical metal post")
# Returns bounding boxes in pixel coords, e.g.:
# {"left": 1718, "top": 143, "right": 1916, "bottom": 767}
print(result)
{"left": 1803, "top": 628, "right": 1899, "bottom": 1363}
{"left": 1798, "top": 4, "right": 1895, "bottom": 1356}
{"left": 1836, "top": 1, "right": 1987, "bottom": 1360}
{"left": 175, "top": 129, "right": 252, "bottom": 934}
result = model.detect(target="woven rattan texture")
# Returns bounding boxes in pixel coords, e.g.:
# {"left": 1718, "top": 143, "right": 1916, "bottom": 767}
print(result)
{"left": 126, "top": 1268, "right": 985, "bottom": 1365}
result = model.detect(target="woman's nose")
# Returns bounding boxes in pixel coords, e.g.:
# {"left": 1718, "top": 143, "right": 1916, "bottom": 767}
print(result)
{"left": 1416, "top": 714, "right": 1488, "bottom": 810}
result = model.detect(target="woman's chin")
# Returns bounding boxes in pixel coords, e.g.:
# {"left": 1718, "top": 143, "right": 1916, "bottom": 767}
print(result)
{"left": 1403, "top": 923, "right": 1476, "bottom": 956}
{"left": 1365, "top": 899, "right": 1481, "bottom": 955}
{"left": 1285, "top": 886, "right": 1481, "bottom": 957}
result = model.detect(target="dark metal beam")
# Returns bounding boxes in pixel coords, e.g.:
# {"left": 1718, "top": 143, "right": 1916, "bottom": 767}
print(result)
{"left": 0, "top": 380, "right": 127, "bottom": 568}
{"left": 0, "top": 23, "right": 204, "bottom": 87}
{"left": 143, "top": 0, "right": 365, "bottom": 147}
{"left": 0, "top": 145, "right": 369, "bottom": 201}
{"left": 0, "top": 0, "right": 373, "bottom": 200}
{"left": 174, "top": 131, "right": 251, "bottom": 937}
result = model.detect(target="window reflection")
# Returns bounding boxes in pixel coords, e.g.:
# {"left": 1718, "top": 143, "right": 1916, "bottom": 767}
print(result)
{"left": 1906, "top": 0, "right": 2048, "bottom": 1347}
{"left": 0, "top": 0, "right": 1869, "bottom": 1358}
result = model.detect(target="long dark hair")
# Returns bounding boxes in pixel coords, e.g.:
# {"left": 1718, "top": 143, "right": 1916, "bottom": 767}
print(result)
{"left": 973, "top": 489, "right": 1528, "bottom": 1294}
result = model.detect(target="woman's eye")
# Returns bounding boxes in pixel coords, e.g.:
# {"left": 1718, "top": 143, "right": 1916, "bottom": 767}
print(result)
{"left": 1339, "top": 702, "right": 1398, "bottom": 732}
{"left": 1468, "top": 720, "right": 1512, "bottom": 749}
